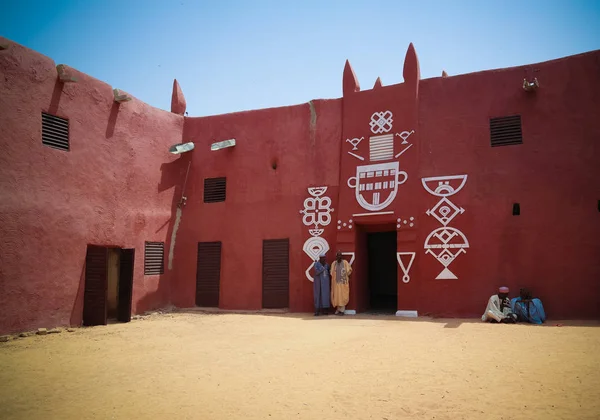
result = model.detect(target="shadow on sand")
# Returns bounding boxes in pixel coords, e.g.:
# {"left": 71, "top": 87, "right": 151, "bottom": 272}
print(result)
{"left": 171, "top": 307, "right": 600, "bottom": 328}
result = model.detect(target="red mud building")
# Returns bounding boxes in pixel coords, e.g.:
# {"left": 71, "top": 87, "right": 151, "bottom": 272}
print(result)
{"left": 1, "top": 36, "right": 599, "bottom": 334}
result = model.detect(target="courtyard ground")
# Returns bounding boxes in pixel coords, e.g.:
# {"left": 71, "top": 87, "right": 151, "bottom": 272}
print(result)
{"left": 0, "top": 312, "right": 599, "bottom": 420}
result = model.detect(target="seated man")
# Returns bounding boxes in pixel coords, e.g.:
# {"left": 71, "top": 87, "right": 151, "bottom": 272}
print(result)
{"left": 510, "top": 288, "right": 546, "bottom": 324}
{"left": 481, "top": 286, "right": 517, "bottom": 323}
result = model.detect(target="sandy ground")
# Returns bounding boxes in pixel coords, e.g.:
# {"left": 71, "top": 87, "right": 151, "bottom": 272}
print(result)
{"left": 1, "top": 312, "right": 599, "bottom": 420}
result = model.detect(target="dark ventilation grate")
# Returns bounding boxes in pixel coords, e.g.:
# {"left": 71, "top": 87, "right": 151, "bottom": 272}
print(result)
{"left": 490, "top": 115, "right": 522, "bottom": 147}
{"left": 144, "top": 242, "right": 164, "bottom": 275}
{"left": 262, "top": 238, "right": 289, "bottom": 309}
{"left": 42, "top": 112, "right": 70, "bottom": 151}
{"left": 203, "top": 177, "right": 226, "bottom": 203}
{"left": 196, "top": 242, "right": 222, "bottom": 307}
{"left": 512, "top": 203, "right": 520, "bottom": 216}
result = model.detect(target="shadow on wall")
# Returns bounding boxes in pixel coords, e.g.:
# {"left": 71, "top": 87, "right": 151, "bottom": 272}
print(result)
{"left": 134, "top": 145, "right": 192, "bottom": 313}
{"left": 69, "top": 260, "right": 86, "bottom": 326}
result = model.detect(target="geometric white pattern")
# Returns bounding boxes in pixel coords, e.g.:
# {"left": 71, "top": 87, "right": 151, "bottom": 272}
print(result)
{"left": 421, "top": 174, "right": 468, "bottom": 197}
{"left": 300, "top": 186, "right": 333, "bottom": 281}
{"left": 369, "top": 110, "right": 393, "bottom": 134}
{"left": 396, "top": 252, "right": 416, "bottom": 283}
{"left": 422, "top": 174, "right": 469, "bottom": 280}
{"left": 426, "top": 197, "right": 465, "bottom": 226}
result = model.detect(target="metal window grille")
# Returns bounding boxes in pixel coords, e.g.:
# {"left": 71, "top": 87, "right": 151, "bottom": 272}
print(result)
{"left": 490, "top": 115, "right": 522, "bottom": 147}
{"left": 203, "top": 177, "right": 226, "bottom": 203}
{"left": 42, "top": 112, "right": 69, "bottom": 151}
{"left": 144, "top": 242, "right": 164, "bottom": 275}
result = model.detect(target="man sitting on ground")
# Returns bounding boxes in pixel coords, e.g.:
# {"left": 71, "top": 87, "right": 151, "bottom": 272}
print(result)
{"left": 481, "top": 286, "right": 517, "bottom": 323}
{"left": 510, "top": 288, "right": 546, "bottom": 324}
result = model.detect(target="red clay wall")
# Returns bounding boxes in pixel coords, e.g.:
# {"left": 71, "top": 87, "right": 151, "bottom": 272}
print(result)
{"left": 0, "top": 38, "right": 184, "bottom": 334}
{"left": 1, "top": 36, "right": 599, "bottom": 334}
{"left": 416, "top": 51, "right": 600, "bottom": 318}
{"left": 170, "top": 99, "right": 342, "bottom": 312}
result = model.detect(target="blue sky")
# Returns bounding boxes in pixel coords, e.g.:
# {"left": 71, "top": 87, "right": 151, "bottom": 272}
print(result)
{"left": 2, "top": 0, "right": 599, "bottom": 116}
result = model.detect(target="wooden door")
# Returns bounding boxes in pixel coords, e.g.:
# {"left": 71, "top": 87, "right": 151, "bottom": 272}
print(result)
{"left": 262, "top": 239, "right": 289, "bottom": 309}
{"left": 83, "top": 245, "right": 108, "bottom": 326}
{"left": 117, "top": 248, "right": 135, "bottom": 323}
{"left": 195, "top": 242, "right": 222, "bottom": 307}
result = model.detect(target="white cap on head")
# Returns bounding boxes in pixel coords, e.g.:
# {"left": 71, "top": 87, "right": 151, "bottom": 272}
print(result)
{"left": 319, "top": 253, "right": 326, "bottom": 258}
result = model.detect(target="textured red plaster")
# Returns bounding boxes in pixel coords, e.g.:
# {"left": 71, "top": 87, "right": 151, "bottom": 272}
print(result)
{"left": 0, "top": 37, "right": 185, "bottom": 334}
{"left": 170, "top": 100, "right": 342, "bottom": 312}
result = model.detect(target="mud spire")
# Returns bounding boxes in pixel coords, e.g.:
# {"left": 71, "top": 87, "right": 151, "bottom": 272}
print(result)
{"left": 171, "top": 79, "right": 187, "bottom": 115}
{"left": 343, "top": 60, "right": 360, "bottom": 96}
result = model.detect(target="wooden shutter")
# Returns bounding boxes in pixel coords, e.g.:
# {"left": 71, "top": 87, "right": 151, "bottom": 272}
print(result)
{"left": 144, "top": 242, "right": 164, "bottom": 275}
{"left": 42, "top": 112, "right": 69, "bottom": 151}
{"left": 262, "top": 239, "right": 289, "bottom": 309}
{"left": 490, "top": 115, "right": 523, "bottom": 147}
{"left": 203, "top": 177, "right": 226, "bottom": 203}
{"left": 83, "top": 246, "right": 108, "bottom": 326}
{"left": 117, "top": 248, "right": 135, "bottom": 323}
{"left": 195, "top": 242, "right": 222, "bottom": 307}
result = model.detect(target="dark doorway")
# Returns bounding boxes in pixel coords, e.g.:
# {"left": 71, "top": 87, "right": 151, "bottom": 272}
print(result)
{"left": 262, "top": 238, "right": 289, "bottom": 309}
{"left": 117, "top": 249, "right": 135, "bottom": 322}
{"left": 196, "top": 241, "right": 222, "bottom": 307}
{"left": 367, "top": 231, "right": 397, "bottom": 313}
{"left": 83, "top": 245, "right": 135, "bottom": 326}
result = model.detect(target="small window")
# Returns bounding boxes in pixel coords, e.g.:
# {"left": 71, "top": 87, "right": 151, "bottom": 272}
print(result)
{"left": 144, "top": 242, "right": 164, "bottom": 275}
{"left": 204, "top": 177, "right": 226, "bottom": 203}
{"left": 42, "top": 112, "right": 69, "bottom": 151}
{"left": 512, "top": 203, "right": 520, "bottom": 216}
{"left": 490, "top": 115, "right": 522, "bottom": 147}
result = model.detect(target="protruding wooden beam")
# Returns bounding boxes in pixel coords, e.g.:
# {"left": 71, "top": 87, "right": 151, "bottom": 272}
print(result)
{"left": 56, "top": 64, "right": 78, "bottom": 83}
{"left": 113, "top": 89, "right": 132, "bottom": 103}
{"left": 442, "top": 70, "right": 448, "bottom": 77}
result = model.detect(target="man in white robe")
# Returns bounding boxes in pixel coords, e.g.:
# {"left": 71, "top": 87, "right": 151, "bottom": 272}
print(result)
{"left": 482, "top": 286, "right": 517, "bottom": 323}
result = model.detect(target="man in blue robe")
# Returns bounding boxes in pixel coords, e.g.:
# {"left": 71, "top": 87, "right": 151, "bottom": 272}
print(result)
{"left": 510, "top": 288, "right": 546, "bottom": 324}
{"left": 313, "top": 253, "right": 331, "bottom": 316}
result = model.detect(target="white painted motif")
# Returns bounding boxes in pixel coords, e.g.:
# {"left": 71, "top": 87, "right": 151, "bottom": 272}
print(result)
{"left": 370, "top": 111, "right": 393, "bottom": 134}
{"left": 397, "top": 252, "right": 416, "bottom": 283}
{"left": 396, "top": 216, "right": 416, "bottom": 228}
{"left": 422, "top": 175, "right": 469, "bottom": 280}
{"left": 426, "top": 197, "right": 465, "bottom": 227}
{"left": 424, "top": 227, "right": 469, "bottom": 279}
{"left": 421, "top": 175, "right": 468, "bottom": 197}
{"left": 394, "top": 143, "right": 413, "bottom": 159}
{"left": 300, "top": 186, "right": 333, "bottom": 281}
{"left": 348, "top": 151, "right": 365, "bottom": 161}
{"left": 302, "top": 234, "right": 330, "bottom": 282}
{"left": 337, "top": 218, "right": 354, "bottom": 230}
{"left": 347, "top": 162, "right": 408, "bottom": 212}
{"left": 369, "top": 134, "right": 394, "bottom": 161}
{"left": 346, "top": 137, "right": 364, "bottom": 150}
{"left": 341, "top": 252, "right": 355, "bottom": 266}
{"left": 352, "top": 211, "right": 394, "bottom": 217}
{"left": 300, "top": 186, "right": 334, "bottom": 228}
{"left": 396, "top": 130, "right": 415, "bottom": 144}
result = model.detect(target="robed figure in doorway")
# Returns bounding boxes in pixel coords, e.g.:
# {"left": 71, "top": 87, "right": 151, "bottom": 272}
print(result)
{"left": 330, "top": 251, "right": 352, "bottom": 316}
{"left": 313, "top": 253, "right": 330, "bottom": 316}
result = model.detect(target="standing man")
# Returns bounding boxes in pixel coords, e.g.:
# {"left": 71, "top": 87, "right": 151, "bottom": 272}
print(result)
{"left": 330, "top": 251, "right": 352, "bottom": 316}
{"left": 313, "top": 253, "right": 331, "bottom": 316}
